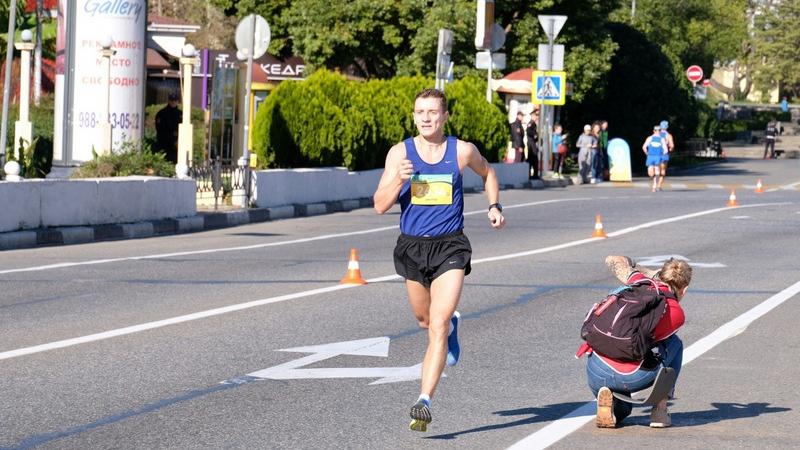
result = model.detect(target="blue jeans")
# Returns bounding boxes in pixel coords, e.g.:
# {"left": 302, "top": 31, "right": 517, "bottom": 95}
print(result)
{"left": 586, "top": 335, "right": 683, "bottom": 421}
{"left": 591, "top": 149, "right": 603, "bottom": 180}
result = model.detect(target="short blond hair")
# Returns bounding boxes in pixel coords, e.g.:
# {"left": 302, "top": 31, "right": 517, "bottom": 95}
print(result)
{"left": 659, "top": 258, "right": 692, "bottom": 293}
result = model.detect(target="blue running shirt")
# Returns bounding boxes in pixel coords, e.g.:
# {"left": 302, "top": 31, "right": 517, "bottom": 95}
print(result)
{"left": 399, "top": 136, "right": 464, "bottom": 237}
{"left": 647, "top": 135, "right": 665, "bottom": 155}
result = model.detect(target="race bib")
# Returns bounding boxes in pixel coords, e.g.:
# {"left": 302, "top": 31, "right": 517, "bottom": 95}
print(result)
{"left": 411, "top": 174, "right": 453, "bottom": 205}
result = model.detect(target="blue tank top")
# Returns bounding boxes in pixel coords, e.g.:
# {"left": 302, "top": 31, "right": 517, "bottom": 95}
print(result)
{"left": 399, "top": 136, "right": 464, "bottom": 237}
{"left": 647, "top": 135, "right": 664, "bottom": 155}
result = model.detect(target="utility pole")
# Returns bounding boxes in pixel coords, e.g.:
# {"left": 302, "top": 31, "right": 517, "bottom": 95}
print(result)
{"left": 1, "top": 0, "right": 19, "bottom": 167}
{"left": 34, "top": 0, "right": 43, "bottom": 105}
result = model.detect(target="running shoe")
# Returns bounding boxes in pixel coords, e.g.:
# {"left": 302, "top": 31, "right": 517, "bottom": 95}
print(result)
{"left": 649, "top": 403, "right": 671, "bottom": 428}
{"left": 446, "top": 311, "right": 461, "bottom": 367}
{"left": 595, "top": 387, "right": 617, "bottom": 428}
{"left": 409, "top": 400, "right": 432, "bottom": 432}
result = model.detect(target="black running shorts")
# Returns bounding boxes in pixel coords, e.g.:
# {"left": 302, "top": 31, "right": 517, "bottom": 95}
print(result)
{"left": 393, "top": 230, "right": 472, "bottom": 288}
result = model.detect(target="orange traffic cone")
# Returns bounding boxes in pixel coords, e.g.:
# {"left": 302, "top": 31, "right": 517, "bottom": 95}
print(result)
{"left": 592, "top": 215, "right": 607, "bottom": 238}
{"left": 755, "top": 179, "right": 764, "bottom": 194}
{"left": 340, "top": 248, "right": 368, "bottom": 285}
{"left": 726, "top": 189, "right": 738, "bottom": 207}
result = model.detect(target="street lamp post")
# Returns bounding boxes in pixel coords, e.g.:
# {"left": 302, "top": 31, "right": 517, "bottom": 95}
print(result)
{"left": 97, "top": 35, "right": 115, "bottom": 156}
{"left": 14, "top": 30, "right": 34, "bottom": 155}
{"left": 176, "top": 44, "right": 197, "bottom": 179}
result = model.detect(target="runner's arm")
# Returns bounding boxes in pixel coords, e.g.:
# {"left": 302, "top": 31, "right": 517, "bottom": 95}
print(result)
{"left": 642, "top": 137, "right": 651, "bottom": 154}
{"left": 463, "top": 141, "right": 505, "bottom": 229}
{"left": 373, "top": 143, "right": 411, "bottom": 214}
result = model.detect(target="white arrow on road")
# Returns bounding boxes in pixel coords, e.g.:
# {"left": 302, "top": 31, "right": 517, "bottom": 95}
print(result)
{"left": 634, "top": 254, "right": 726, "bottom": 268}
{"left": 244, "top": 337, "right": 427, "bottom": 385}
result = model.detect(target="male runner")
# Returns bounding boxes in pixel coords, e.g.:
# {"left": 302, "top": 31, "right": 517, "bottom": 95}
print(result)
{"left": 373, "top": 88, "right": 505, "bottom": 432}
{"left": 642, "top": 125, "right": 665, "bottom": 193}
{"left": 657, "top": 120, "right": 674, "bottom": 191}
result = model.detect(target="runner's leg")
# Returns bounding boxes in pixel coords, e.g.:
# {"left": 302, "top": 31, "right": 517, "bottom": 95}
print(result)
{"left": 406, "top": 280, "right": 431, "bottom": 329}
{"left": 420, "top": 269, "right": 464, "bottom": 397}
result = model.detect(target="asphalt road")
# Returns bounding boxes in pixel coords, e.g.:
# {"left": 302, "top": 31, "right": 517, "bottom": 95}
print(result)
{"left": 1, "top": 157, "right": 799, "bottom": 449}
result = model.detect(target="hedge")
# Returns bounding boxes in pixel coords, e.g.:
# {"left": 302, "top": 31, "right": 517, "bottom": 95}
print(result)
{"left": 252, "top": 70, "right": 508, "bottom": 171}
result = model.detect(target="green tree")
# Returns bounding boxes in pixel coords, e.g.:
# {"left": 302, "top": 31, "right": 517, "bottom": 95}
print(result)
{"left": 751, "top": 0, "right": 800, "bottom": 99}
{"left": 151, "top": 0, "right": 237, "bottom": 49}
{"left": 613, "top": 0, "right": 747, "bottom": 74}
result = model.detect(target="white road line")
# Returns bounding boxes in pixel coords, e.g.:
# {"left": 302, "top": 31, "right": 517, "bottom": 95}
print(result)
{"left": 0, "top": 202, "right": 789, "bottom": 361}
{"left": 0, "top": 198, "right": 592, "bottom": 276}
{"left": 507, "top": 279, "right": 800, "bottom": 450}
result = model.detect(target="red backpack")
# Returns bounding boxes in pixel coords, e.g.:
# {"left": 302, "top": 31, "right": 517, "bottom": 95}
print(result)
{"left": 580, "top": 279, "right": 673, "bottom": 361}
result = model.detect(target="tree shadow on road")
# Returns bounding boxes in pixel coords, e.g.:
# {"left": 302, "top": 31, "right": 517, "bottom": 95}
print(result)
{"left": 623, "top": 402, "right": 791, "bottom": 428}
{"left": 424, "top": 402, "right": 587, "bottom": 440}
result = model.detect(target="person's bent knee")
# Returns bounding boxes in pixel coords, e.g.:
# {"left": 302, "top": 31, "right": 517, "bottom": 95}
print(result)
{"left": 427, "top": 317, "right": 450, "bottom": 339}
{"left": 416, "top": 318, "right": 429, "bottom": 329}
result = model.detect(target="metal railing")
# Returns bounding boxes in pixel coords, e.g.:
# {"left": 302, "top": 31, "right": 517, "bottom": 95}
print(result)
{"left": 189, "top": 158, "right": 251, "bottom": 209}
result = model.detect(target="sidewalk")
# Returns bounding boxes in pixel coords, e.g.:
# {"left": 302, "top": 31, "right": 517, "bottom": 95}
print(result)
{"left": 722, "top": 122, "right": 800, "bottom": 159}
{"left": 0, "top": 178, "right": 559, "bottom": 251}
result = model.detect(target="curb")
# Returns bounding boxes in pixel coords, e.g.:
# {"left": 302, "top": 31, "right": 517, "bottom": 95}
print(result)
{"left": 0, "top": 180, "right": 566, "bottom": 252}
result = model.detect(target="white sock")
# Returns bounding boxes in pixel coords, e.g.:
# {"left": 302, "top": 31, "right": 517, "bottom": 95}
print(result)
{"left": 417, "top": 394, "right": 431, "bottom": 406}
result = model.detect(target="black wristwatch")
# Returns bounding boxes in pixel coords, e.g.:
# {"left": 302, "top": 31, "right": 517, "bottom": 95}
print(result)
{"left": 489, "top": 203, "right": 503, "bottom": 213}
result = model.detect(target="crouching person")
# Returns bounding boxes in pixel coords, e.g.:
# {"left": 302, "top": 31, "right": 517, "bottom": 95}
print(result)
{"left": 576, "top": 255, "right": 692, "bottom": 428}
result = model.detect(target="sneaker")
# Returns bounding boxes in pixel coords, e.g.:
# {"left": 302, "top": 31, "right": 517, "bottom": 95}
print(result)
{"left": 409, "top": 400, "right": 432, "bottom": 432}
{"left": 446, "top": 311, "right": 461, "bottom": 366}
{"left": 595, "top": 387, "right": 617, "bottom": 428}
{"left": 649, "top": 404, "right": 671, "bottom": 428}
{"left": 590, "top": 178, "right": 597, "bottom": 184}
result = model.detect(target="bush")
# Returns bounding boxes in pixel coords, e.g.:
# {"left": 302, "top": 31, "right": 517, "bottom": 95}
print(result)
{"left": 252, "top": 70, "right": 508, "bottom": 170}
{"left": 70, "top": 140, "right": 175, "bottom": 178}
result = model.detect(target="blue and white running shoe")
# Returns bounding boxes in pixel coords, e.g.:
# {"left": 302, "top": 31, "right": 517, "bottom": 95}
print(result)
{"left": 446, "top": 311, "right": 461, "bottom": 366}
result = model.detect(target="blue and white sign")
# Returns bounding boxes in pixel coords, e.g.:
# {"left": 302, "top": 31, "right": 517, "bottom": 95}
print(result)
{"left": 532, "top": 70, "right": 566, "bottom": 105}
{"left": 607, "top": 138, "right": 632, "bottom": 182}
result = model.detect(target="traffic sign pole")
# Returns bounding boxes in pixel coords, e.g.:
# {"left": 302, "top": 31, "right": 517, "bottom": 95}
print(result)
{"left": 242, "top": 14, "right": 255, "bottom": 163}
{"left": 536, "top": 15, "right": 566, "bottom": 178}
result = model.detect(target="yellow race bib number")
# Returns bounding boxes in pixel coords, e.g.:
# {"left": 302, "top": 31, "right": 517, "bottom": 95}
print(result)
{"left": 411, "top": 174, "right": 453, "bottom": 205}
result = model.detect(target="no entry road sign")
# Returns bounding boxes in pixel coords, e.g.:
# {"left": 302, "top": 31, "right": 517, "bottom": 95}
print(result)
{"left": 686, "top": 65, "right": 703, "bottom": 84}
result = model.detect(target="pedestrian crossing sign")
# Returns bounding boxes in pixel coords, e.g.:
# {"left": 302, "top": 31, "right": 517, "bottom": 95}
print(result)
{"left": 532, "top": 70, "right": 566, "bottom": 105}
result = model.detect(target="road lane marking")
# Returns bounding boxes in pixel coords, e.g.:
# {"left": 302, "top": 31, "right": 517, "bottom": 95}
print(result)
{"left": 0, "top": 198, "right": 592, "bottom": 276}
{"left": 238, "top": 337, "right": 424, "bottom": 385}
{"left": 507, "top": 279, "right": 800, "bottom": 450}
{"left": 0, "top": 201, "right": 789, "bottom": 361}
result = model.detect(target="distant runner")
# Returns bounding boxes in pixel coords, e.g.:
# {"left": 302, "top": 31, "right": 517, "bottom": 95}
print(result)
{"left": 642, "top": 125, "right": 665, "bottom": 193}
{"left": 373, "top": 88, "right": 506, "bottom": 432}
{"left": 658, "top": 120, "right": 674, "bottom": 191}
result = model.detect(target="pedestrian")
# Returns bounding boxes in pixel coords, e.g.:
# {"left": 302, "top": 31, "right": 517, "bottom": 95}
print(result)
{"left": 155, "top": 93, "right": 182, "bottom": 164}
{"left": 600, "top": 120, "right": 609, "bottom": 180}
{"left": 576, "top": 124, "right": 597, "bottom": 184}
{"left": 577, "top": 255, "right": 692, "bottom": 429}
{"left": 780, "top": 97, "right": 789, "bottom": 113}
{"left": 764, "top": 120, "right": 777, "bottom": 159}
{"left": 642, "top": 125, "right": 665, "bottom": 192}
{"left": 525, "top": 115, "right": 539, "bottom": 179}
{"left": 373, "top": 88, "right": 506, "bottom": 432}
{"left": 591, "top": 122, "right": 603, "bottom": 184}
{"left": 551, "top": 124, "right": 567, "bottom": 179}
{"left": 658, "top": 120, "right": 674, "bottom": 191}
{"left": 509, "top": 111, "right": 525, "bottom": 163}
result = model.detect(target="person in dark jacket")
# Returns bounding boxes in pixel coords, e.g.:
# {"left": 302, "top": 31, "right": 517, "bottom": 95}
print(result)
{"left": 155, "top": 93, "right": 182, "bottom": 164}
{"left": 509, "top": 111, "right": 525, "bottom": 163}
{"left": 526, "top": 117, "right": 539, "bottom": 179}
